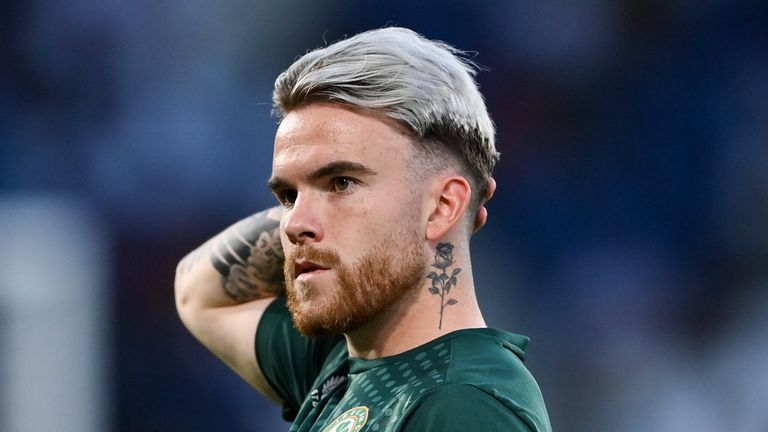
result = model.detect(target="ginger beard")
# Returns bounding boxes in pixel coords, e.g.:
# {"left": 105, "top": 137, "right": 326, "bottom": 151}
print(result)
{"left": 284, "top": 230, "right": 426, "bottom": 337}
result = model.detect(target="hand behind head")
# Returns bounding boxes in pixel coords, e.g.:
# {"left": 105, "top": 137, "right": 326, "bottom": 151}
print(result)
{"left": 472, "top": 177, "right": 496, "bottom": 234}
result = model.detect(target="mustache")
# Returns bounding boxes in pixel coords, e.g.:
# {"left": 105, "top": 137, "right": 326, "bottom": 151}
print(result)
{"left": 285, "top": 245, "right": 341, "bottom": 278}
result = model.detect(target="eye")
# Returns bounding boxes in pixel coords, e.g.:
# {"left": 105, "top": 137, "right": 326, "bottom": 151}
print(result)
{"left": 276, "top": 189, "right": 297, "bottom": 207}
{"left": 331, "top": 177, "right": 355, "bottom": 193}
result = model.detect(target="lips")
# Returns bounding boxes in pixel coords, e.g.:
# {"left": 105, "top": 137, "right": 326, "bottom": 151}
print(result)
{"left": 294, "top": 260, "right": 330, "bottom": 278}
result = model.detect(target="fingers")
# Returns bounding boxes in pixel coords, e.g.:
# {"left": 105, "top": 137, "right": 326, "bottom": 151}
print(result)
{"left": 472, "top": 178, "right": 496, "bottom": 234}
{"left": 473, "top": 206, "right": 488, "bottom": 233}
{"left": 485, "top": 177, "right": 496, "bottom": 201}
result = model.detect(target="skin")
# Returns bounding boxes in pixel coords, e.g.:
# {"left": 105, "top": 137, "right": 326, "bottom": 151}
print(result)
{"left": 270, "top": 102, "right": 487, "bottom": 359}
{"left": 175, "top": 101, "right": 496, "bottom": 406}
{"left": 174, "top": 207, "right": 284, "bottom": 403}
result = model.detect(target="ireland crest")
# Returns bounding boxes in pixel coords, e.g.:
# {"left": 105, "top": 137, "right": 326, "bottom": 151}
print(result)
{"left": 321, "top": 406, "right": 369, "bottom": 432}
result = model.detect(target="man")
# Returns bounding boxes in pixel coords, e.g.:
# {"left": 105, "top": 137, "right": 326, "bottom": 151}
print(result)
{"left": 175, "top": 27, "right": 551, "bottom": 431}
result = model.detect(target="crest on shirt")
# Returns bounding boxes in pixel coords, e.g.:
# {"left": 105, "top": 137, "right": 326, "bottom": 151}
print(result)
{"left": 321, "top": 406, "right": 369, "bottom": 432}
{"left": 311, "top": 375, "right": 348, "bottom": 407}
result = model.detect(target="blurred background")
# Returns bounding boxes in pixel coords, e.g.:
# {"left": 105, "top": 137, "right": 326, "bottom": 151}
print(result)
{"left": 2, "top": 1, "right": 767, "bottom": 431}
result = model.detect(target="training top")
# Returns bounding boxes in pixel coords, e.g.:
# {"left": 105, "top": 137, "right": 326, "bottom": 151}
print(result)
{"left": 256, "top": 297, "right": 552, "bottom": 432}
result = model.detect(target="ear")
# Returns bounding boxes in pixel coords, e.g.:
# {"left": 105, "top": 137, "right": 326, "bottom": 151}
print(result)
{"left": 425, "top": 176, "right": 472, "bottom": 241}
{"left": 473, "top": 177, "right": 496, "bottom": 233}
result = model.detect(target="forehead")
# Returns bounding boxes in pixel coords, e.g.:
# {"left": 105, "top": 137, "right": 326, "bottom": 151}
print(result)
{"left": 272, "top": 103, "right": 414, "bottom": 173}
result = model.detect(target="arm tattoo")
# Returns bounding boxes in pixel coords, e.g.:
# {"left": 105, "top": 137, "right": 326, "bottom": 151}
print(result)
{"left": 426, "top": 242, "right": 461, "bottom": 330}
{"left": 177, "top": 241, "right": 212, "bottom": 275}
{"left": 177, "top": 207, "right": 285, "bottom": 302}
{"left": 211, "top": 208, "right": 285, "bottom": 302}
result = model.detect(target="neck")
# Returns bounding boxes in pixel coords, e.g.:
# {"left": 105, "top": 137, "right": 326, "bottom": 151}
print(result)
{"left": 344, "top": 256, "right": 486, "bottom": 359}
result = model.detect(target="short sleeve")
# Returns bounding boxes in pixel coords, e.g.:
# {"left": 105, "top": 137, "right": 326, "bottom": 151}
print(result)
{"left": 401, "top": 385, "right": 536, "bottom": 432}
{"left": 255, "top": 296, "right": 343, "bottom": 420}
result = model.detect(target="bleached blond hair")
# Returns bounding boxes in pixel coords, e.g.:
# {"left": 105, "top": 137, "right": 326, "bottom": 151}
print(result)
{"left": 273, "top": 27, "right": 498, "bottom": 207}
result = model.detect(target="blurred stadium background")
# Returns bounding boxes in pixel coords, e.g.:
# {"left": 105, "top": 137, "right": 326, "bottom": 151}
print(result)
{"left": 2, "top": 1, "right": 767, "bottom": 431}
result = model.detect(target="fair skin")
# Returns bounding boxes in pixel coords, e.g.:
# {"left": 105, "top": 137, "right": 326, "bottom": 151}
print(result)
{"left": 175, "top": 101, "right": 495, "bottom": 403}
{"left": 271, "top": 102, "right": 486, "bottom": 358}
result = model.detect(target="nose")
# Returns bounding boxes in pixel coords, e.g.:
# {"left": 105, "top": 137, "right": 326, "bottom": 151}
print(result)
{"left": 283, "top": 193, "right": 324, "bottom": 245}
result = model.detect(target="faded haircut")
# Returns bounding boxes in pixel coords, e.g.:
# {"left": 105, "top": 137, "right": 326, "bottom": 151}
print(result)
{"left": 272, "top": 27, "right": 499, "bottom": 209}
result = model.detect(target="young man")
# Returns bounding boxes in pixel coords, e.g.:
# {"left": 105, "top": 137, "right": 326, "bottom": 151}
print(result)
{"left": 175, "top": 27, "right": 551, "bottom": 431}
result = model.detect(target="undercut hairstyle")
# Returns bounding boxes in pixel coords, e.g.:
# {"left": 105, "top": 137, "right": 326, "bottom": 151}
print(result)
{"left": 272, "top": 27, "right": 499, "bottom": 210}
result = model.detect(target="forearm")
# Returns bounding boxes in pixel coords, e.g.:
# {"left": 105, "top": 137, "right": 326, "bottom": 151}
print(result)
{"left": 175, "top": 206, "right": 285, "bottom": 312}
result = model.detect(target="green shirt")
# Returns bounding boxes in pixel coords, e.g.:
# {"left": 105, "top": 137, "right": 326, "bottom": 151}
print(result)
{"left": 256, "top": 297, "right": 551, "bottom": 432}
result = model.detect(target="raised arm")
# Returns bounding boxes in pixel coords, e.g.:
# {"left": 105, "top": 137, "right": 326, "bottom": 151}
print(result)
{"left": 175, "top": 206, "right": 284, "bottom": 402}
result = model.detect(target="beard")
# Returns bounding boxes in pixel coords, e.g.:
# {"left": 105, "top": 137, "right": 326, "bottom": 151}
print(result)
{"left": 284, "top": 229, "right": 426, "bottom": 337}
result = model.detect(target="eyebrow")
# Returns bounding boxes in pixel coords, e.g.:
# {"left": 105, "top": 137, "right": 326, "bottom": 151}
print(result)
{"left": 268, "top": 160, "right": 377, "bottom": 193}
{"left": 308, "top": 160, "right": 377, "bottom": 181}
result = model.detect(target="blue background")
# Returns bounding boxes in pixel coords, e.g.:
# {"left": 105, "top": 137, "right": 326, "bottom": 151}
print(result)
{"left": 2, "top": 1, "right": 767, "bottom": 431}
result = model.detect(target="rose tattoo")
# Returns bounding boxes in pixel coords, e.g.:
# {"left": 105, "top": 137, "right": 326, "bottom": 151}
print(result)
{"left": 426, "top": 242, "right": 461, "bottom": 329}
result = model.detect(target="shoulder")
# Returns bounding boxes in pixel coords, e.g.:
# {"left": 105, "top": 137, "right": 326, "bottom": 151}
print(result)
{"left": 444, "top": 328, "right": 538, "bottom": 392}
{"left": 255, "top": 297, "right": 346, "bottom": 420}
{"left": 434, "top": 329, "right": 552, "bottom": 432}
{"left": 401, "top": 384, "right": 534, "bottom": 431}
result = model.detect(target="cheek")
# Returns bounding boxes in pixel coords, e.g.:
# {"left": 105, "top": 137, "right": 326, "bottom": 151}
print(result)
{"left": 328, "top": 181, "right": 423, "bottom": 252}
{"left": 338, "top": 210, "right": 415, "bottom": 253}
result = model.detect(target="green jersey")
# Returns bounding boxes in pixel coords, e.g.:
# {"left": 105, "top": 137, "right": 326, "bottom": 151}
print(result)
{"left": 256, "top": 297, "right": 551, "bottom": 432}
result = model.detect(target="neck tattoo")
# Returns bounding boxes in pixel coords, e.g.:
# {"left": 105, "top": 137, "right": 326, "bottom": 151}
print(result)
{"left": 426, "top": 242, "right": 462, "bottom": 330}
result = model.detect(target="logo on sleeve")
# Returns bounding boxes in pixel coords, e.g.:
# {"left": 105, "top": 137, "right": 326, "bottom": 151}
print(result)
{"left": 321, "top": 406, "right": 369, "bottom": 432}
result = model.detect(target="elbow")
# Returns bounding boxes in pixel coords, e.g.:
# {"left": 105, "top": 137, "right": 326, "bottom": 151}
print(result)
{"left": 174, "top": 260, "right": 195, "bottom": 323}
{"left": 174, "top": 277, "right": 201, "bottom": 336}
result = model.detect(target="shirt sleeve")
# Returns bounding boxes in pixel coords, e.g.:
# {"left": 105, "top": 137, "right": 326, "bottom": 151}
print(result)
{"left": 254, "top": 296, "right": 343, "bottom": 421}
{"left": 401, "top": 384, "right": 536, "bottom": 432}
